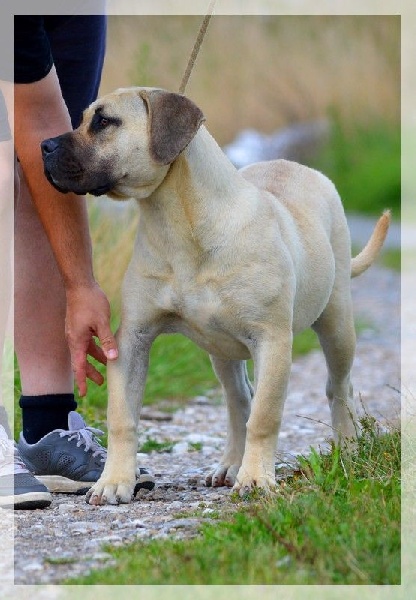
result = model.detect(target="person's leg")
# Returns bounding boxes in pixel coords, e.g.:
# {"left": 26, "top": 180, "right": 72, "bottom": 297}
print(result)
{"left": 0, "top": 90, "right": 52, "bottom": 509}
{"left": 15, "top": 171, "right": 73, "bottom": 397}
{"left": 14, "top": 165, "right": 77, "bottom": 442}
{"left": 0, "top": 154, "right": 14, "bottom": 439}
{"left": 15, "top": 15, "right": 107, "bottom": 442}
{"left": 0, "top": 89, "right": 14, "bottom": 435}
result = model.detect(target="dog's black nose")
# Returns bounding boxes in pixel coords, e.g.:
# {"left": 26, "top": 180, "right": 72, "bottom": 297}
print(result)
{"left": 41, "top": 138, "right": 59, "bottom": 156}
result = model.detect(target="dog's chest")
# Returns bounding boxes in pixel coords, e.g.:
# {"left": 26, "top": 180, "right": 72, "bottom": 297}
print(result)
{"left": 156, "top": 280, "right": 252, "bottom": 359}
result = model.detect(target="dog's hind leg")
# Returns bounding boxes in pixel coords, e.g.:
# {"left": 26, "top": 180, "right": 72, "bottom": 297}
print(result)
{"left": 206, "top": 357, "right": 253, "bottom": 488}
{"left": 312, "top": 292, "right": 359, "bottom": 444}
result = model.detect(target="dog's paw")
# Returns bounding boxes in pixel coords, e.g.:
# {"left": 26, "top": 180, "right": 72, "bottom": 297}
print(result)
{"left": 206, "top": 463, "right": 240, "bottom": 488}
{"left": 86, "top": 479, "right": 135, "bottom": 506}
{"left": 232, "top": 467, "right": 276, "bottom": 497}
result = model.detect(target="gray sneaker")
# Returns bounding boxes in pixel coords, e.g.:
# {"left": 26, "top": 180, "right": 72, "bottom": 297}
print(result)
{"left": 17, "top": 411, "right": 155, "bottom": 495}
{"left": 0, "top": 425, "right": 52, "bottom": 510}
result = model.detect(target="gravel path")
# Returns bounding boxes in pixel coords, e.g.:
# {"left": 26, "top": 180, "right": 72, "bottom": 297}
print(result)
{"left": 1, "top": 261, "right": 400, "bottom": 588}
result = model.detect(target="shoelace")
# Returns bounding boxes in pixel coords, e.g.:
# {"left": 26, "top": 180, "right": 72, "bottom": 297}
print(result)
{"left": 59, "top": 426, "right": 107, "bottom": 463}
{"left": 0, "top": 438, "right": 30, "bottom": 475}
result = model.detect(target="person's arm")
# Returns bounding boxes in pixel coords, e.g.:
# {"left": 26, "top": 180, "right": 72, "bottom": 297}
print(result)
{"left": 14, "top": 67, "right": 118, "bottom": 396}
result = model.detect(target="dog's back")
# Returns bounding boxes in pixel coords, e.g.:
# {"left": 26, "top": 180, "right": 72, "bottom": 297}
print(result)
{"left": 239, "top": 158, "right": 349, "bottom": 244}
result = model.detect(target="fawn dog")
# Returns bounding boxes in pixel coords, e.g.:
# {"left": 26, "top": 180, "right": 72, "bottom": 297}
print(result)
{"left": 42, "top": 87, "right": 390, "bottom": 504}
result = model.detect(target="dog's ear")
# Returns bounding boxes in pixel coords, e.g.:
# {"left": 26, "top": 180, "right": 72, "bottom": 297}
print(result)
{"left": 139, "top": 90, "right": 205, "bottom": 165}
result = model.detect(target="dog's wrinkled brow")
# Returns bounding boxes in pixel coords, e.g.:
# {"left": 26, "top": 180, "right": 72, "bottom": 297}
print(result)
{"left": 88, "top": 105, "right": 122, "bottom": 134}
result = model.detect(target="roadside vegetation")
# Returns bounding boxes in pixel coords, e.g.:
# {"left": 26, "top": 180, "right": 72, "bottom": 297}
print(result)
{"left": 68, "top": 417, "right": 400, "bottom": 585}
{"left": 310, "top": 118, "right": 400, "bottom": 216}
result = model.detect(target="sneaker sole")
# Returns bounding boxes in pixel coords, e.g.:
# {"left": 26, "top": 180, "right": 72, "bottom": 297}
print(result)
{"left": 38, "top": 474, "right": 156, "bottom": 495}
{"left": 0, "top": 491, "right": 52, "bottom": 510}
{"left": 36, "top": 475, "right": 93, "bottom": 495}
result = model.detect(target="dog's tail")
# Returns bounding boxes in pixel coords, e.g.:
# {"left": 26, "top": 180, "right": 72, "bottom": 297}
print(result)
{"left": 351, "top": 210, "right": 391, "bottom": 278}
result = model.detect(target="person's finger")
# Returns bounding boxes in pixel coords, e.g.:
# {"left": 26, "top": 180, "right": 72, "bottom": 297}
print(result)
{"left": 96, "top": 323, "right": 118, "bottom": 361}
{"left": 73, "top": 346, "right": 105, "bottom": 395}
{"left": 86, "top": 360, "right": 105, "bottom": 387}
{"left": 87, "top": 338, "right": 107, "bottom": 366}
{"left": 72, "top": 348, "right": 88, "bottom": 397}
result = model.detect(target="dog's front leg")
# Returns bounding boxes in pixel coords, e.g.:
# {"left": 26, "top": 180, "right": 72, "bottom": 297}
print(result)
{"left": 87, "top": 328, "right": 153, "bottom": 506}
{"left": 234, "top": 332, "right": 292, "bottom": 496}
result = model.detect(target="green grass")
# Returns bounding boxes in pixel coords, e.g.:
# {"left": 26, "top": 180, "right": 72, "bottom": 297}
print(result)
{"left": 311, "top": 118, "right": 400, "bottom": 217}
{"left": 380, "top": 248, "right": 401, "bottom": 272}
{"left": 66, "top": 418, "right": 401, "bottom": 585}
{"left": 138, "top": 438, "right": 174, "bottom": 454}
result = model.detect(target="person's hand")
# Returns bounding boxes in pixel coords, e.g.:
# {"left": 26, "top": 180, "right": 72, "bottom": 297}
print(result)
{"left": 65, "top": 283, "right": 118, "bottom": 396}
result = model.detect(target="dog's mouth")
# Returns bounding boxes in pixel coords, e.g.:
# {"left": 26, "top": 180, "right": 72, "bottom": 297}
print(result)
{"left": 43, "top": 168, "right": 71, "bottom": 194}
{"left": 44, "top": 166, "right": 116, "bottom": 197}
{"left": 42, "top": 134, "right": 117, "bottom": 197}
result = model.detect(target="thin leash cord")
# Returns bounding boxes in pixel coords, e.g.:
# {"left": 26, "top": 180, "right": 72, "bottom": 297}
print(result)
{"left": 179, "top": 0, "right": 216, "bottom": 95}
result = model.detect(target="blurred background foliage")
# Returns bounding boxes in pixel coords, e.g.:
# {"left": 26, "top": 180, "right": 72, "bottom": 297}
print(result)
{"left": 101, "top": 16, "right": 400, "bottom": 138}
{"left": 100, "top": 15, "right": 400, "bottom": 216}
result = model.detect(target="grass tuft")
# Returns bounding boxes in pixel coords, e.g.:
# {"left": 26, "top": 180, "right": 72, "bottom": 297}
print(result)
{"left": 310, "top": 117, "right": 400, "bottom": 216}
{"left": 67, "top": 416, "right": 400, "bottom": 585}
{"left": 139, "top": 438, "right": 175, "bottom": 454}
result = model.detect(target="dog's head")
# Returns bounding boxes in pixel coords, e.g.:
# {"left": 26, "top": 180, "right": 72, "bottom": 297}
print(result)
{"left": 41, "top": 88, "right": 205, "bottom": 199}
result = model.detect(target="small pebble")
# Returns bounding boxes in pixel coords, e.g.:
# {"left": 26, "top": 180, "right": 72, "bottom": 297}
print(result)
{"left": 172, "top": 442, "right": 189, "bottom": 454}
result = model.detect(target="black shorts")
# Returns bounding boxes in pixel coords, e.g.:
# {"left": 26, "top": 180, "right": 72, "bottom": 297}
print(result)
{"left": 14, "top": 15, "right": 107, "bottom": 128}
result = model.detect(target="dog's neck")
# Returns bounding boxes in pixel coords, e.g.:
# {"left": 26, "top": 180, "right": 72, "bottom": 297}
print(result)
{"left": 139, "top": 126, "right": 257, "bottom": 250}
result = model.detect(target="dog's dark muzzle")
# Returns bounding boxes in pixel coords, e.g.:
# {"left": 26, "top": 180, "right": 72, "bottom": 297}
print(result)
{"left": 41, "top": 134, "right": 115, "bottom": 197}
{"left": 41, "top": 137, "right": 60, "bottom": 157}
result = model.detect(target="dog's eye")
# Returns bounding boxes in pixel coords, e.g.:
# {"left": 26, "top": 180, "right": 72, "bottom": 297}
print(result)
{"left": 89, "top": 111, "right": 122, "bottom": 135}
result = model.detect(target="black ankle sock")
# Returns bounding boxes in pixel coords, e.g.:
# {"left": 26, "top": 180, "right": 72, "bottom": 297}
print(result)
{"left": 19, "top": 394, "right": 77, "bottom": 444}
{"left": 0, "top": 406, "right": 12, "bottom": 438}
